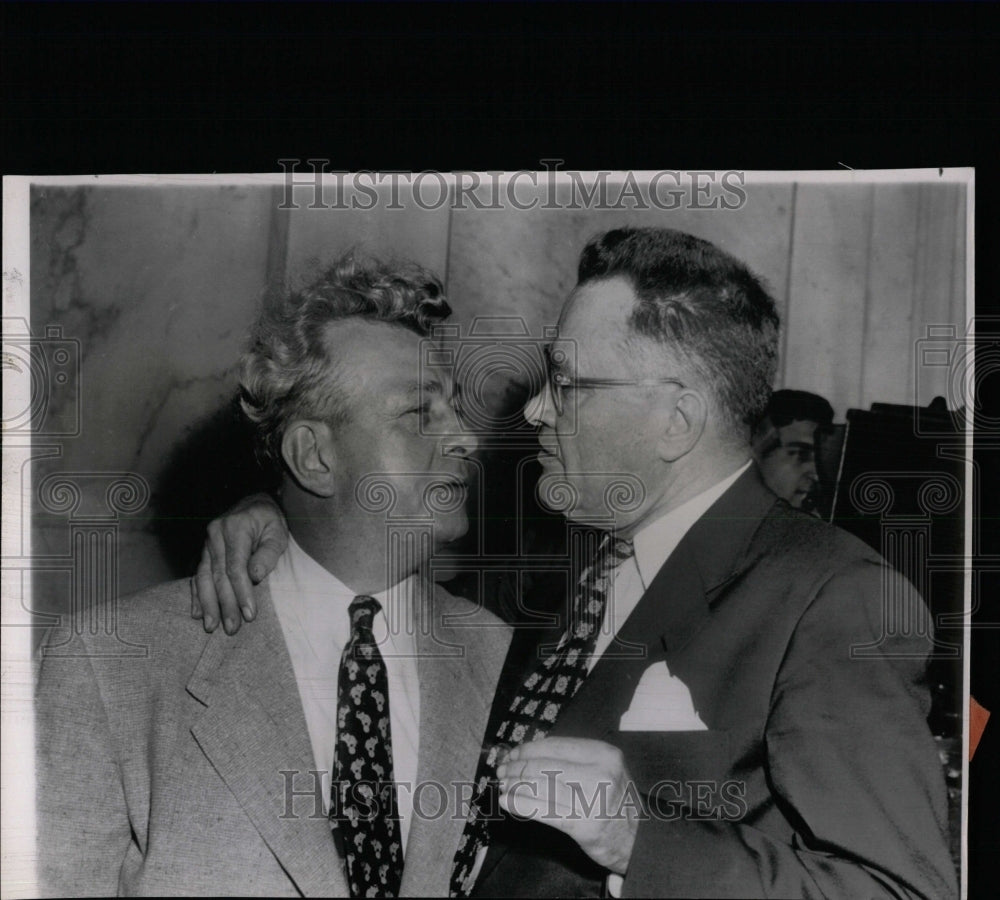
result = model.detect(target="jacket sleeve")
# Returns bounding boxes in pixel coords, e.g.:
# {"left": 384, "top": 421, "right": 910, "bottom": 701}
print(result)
{"left": 622, "top": 560, "right": 957, "bottom": 899}
{"left": 36, "top": 648, "right": 133, "bottom": 898}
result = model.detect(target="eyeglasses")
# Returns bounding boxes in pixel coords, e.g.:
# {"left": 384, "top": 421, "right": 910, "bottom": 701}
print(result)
{"left": 544, "top": 346, "right": 685, "bottom": 416}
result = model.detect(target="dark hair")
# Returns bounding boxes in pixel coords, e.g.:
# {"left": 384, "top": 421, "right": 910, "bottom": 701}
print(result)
{"left": 758, "top": 389, "right": 834, "bottom": 430}
{"left": 240, "top": 253, "right": 450, "bottom": 469}
{"left": 577, "top": 227, "right": 780, "bottom": 434}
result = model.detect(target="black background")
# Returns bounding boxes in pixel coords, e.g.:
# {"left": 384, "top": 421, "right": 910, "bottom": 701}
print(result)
{"left": 4, "top": 1, "right": 997, "bottom": 893}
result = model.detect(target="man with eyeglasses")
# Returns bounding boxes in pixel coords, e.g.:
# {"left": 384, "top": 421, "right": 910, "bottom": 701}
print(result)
{"left": 194, "top": 228, "right": 955, "bottom": 898}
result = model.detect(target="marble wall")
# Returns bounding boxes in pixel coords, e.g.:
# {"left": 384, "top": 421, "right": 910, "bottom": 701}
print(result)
{"left": 24, "top": 177, "right": 967, "bottom": 604}
{"left": 30, "top": 185, "right": 274, "bottom": 477}
{"left": 28, "top": 185, "right": 280, "bottom": 608}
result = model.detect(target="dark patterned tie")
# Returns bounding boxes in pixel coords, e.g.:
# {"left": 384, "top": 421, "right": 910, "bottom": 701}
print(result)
{"left": 450, "top": 535, "right": 635, "bottom": 896}
{"left": 332, "top": 595, "right": 404, "bottom": 898}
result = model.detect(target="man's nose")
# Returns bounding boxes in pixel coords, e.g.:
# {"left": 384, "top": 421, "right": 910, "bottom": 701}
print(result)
{"left": 523, "top": 383, "right": 556, "bottom": 427}
{"left": 442, "top": 418, "right": 480, "bottom": 459}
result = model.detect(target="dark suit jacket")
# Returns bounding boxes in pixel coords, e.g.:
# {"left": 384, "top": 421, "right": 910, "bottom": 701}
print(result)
{"left": 471, "top": 468, "right": 956, "bottom": 899}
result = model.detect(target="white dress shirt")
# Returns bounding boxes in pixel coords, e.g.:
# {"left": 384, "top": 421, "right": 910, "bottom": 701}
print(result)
{"left": 590, "top": 460, "right": 752, "bottom": 669}
{"left": 269, "top": 536, "right": 421, "bottom": 852}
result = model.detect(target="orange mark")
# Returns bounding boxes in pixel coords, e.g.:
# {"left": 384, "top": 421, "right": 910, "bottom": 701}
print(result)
{"left": 970, "top": 696, "right": 990, "bottom": 760}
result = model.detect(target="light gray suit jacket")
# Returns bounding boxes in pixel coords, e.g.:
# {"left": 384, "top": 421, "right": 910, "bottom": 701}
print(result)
{"left": 36, "top": 576, "right": 510, "bottom": 897}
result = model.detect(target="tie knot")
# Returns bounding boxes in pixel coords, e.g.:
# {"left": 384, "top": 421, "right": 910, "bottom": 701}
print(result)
{"left": 599, "top": 535, "right": 634, "bottom": 573}
{"left": 349, "top": 595, "right": 381, "bottom": 631}
{"left": 608, "top": 537, "right": 635, "bottom": 562}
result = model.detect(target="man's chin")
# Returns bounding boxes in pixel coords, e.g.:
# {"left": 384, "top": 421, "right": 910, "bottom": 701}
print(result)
{"left": 788, "top": 490, "right": 813, "bottom": 509}
{"left": 536, "top": 471, "right": 579, "bottom": 515}
{"left": 434, "top": 514, "right": 470, "bottom": 546}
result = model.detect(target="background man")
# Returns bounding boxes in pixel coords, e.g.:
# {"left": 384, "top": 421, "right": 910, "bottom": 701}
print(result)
{"left": 751, "top": 388, "right": 835, "bottom": 511}
{"left": 195, "top": 229, "right": 956, "bottom": 899}
{"left": 36, "top": 256, "right": 510, "bottom": 897}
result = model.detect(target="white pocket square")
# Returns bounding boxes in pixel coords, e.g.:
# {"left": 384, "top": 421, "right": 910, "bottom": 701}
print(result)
{"left": 619, "top": 661, "right": 707, "bottom": 731}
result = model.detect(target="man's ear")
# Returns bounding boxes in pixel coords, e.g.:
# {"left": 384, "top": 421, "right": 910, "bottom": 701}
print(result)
{"left": 751, "top": 421, "right": 781, "bottom": 460}
{"left": 656, "top": 388, "right": 708, "bottom": 462}
{"left": 281, "top": 420, "right": 338, "bottom": 497}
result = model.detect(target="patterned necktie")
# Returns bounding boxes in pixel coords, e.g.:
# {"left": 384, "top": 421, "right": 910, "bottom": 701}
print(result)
{"left": 332, "top": 595, "right": 404, "bottom": 898}
{"left": 450, "top": 535, "right": 635, "bottom": 896}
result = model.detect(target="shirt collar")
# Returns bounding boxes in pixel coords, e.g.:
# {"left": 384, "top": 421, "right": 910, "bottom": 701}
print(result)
{"left": 632, "top": 460, "right": 752, "bottom": 590}
{"left": 278, "top": 534, "right": 418, "bottom": 648}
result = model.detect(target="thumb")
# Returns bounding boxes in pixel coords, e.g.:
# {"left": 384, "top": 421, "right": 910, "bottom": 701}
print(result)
{"left": 248, "top": 524, "right": 288, "bottom": 583}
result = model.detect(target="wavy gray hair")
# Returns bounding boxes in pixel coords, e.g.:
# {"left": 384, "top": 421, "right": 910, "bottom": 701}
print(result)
{"left": 240, "top": 253, "right": 451, "bottom": 470}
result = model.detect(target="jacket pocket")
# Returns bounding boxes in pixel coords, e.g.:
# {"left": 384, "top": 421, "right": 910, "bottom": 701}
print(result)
{"left": 613, "top": 729, "right": 732, "bottom": 797}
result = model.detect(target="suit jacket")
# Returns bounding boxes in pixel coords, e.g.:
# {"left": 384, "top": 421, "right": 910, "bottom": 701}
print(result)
{"left": 36, "top": 576, "right": 510, "bottom": 897}
{"left": 471, "top": 468, "right": 957, "bottom": 899}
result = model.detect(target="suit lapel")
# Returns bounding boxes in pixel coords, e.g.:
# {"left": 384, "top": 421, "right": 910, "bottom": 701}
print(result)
{"left": 187, "top": 582, "right": 348, "bottom": 898}
{"left": 554, "top": 467, "right": 779, "bottom": 737}
{"left": 402, "top": 580, "right": 510, "bottom": 898}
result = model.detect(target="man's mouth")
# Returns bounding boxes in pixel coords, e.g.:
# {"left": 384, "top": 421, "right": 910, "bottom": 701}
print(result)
{"left": 536, "top": 439, "right": 560, "bottom": 461}
{"left": 427, "top": 475, "right": 471, "bottom": 511}
{"left": 791, "top": 485, "right": 817, "bottom": 508}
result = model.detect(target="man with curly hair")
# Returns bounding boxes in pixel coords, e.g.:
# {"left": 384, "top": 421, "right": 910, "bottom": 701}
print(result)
{"left": 36, "top": 256, "right": 510, "bottom": 897}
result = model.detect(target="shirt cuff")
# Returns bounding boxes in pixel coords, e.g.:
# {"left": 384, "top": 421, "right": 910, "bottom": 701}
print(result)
{"left": 607, "top": 873, "right": 624, "bottom": 897}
